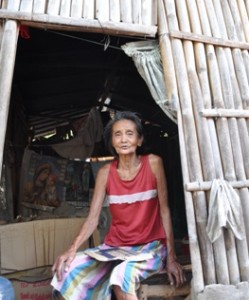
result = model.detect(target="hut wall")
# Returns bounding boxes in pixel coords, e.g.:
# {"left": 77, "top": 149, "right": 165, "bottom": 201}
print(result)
{"left": 0, "top": 0, "right": 157, "bottom": 37}
{"left": 0, "top": 0, "right": 249, "bottom": 298}
{"left": 158, "top": 0, "right": 249, "bottom": 298}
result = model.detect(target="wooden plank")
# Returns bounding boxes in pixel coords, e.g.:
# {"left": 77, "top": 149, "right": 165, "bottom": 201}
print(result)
{"left": 109, "top": 0, "right": 120, "bottom": 22}
{"left": 0, "top": 20, "right": 19, "bottom": 180}
{"left": 82, "top": 0, "right": 94, "bottom": 19}
{"left": 0, "top": 10, "right": 157, "bottom": 37}
{"left": 20, "top": 0, "right": 33, "bottom": 12}
{"left": 33, "top": 0, "right": 46, "bottom": 13}
{"left": 201, "top": 108, "right": 249, "bottom": 118}
{"left": 71, "top": 0, "right": 83, "bottom": 18}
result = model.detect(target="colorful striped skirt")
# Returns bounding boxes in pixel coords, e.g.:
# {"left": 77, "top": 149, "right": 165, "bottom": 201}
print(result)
{"left": 51, "top": 240, "right": 167, "bottom": 300}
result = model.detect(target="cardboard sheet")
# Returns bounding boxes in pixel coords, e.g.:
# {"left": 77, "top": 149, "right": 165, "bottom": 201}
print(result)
{"left": 0, "top": 218, "right": 87, "bottom": 274}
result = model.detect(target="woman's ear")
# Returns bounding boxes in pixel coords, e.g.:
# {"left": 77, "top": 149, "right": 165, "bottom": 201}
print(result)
{"left": 138, "top": 136, "right": 144, "bottom": 147}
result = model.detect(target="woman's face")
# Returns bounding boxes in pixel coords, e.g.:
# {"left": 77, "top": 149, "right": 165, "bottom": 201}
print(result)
{"left": 111, "top": 119, "right": 143, "bottom": 156}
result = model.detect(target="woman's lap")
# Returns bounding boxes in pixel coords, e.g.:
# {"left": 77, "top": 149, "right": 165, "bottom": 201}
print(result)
{"left": 51, "top": 241, "right": 166, "bottom": 300}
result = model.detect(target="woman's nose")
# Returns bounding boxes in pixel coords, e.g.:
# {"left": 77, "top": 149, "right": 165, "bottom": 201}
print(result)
{"left": 120, "top": 134, "right": 127, "bottom": 142}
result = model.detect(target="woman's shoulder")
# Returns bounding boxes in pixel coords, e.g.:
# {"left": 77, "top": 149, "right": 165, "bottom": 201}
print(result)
{"left": 146, "top": 153, "right": 163, "bottom": 164}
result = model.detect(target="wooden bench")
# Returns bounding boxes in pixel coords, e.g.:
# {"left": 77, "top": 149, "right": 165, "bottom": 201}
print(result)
{"left": 137, "top": 257, "right": 192, "bottom": 300}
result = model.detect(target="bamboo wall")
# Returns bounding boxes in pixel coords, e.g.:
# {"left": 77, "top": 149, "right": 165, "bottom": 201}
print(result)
{"left": 158, "top": 0, "right": 249, "bottom": 298}
{"left": 0, "top": 0, "right": 157, "bottom": 37}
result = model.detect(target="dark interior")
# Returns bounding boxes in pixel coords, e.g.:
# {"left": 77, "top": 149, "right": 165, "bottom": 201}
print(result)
{"left": 6, "top": 27, "right": 187, "bottom": 239}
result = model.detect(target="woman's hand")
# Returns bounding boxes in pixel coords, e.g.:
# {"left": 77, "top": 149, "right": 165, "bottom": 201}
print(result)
{"left": 165, "top": 258, "right": 186, "bottom": 287}
{"left": 52, "top": 247, "right": 76, "bottom": 281}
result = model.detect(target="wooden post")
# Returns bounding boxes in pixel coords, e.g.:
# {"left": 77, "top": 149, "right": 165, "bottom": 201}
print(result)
{"left": 0, "top": 20, "right": 19, "bottom": 180}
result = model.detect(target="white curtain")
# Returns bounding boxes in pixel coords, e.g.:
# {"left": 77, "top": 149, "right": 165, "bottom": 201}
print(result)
{"left": 121, "top": 40, "right": 177, "bottom": 124}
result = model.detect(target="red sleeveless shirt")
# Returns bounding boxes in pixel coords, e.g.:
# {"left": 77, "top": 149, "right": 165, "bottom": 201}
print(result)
{"left": 104, "top": 155, "right": 166, "bottom": 246}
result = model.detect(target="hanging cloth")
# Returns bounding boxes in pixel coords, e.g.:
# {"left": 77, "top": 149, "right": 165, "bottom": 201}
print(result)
{"left": 206, "top": 179, "right": 245, "bottom": 243}
{"left": 121, "top": 40, "right": 177, "bottom": 124}
{"left": 51, "top": 107, "right": 103, "bottom": 160}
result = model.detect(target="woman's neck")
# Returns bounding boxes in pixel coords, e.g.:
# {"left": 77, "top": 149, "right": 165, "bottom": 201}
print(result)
{"left": 117, "top": 155, "right": 141, "bottom": 180}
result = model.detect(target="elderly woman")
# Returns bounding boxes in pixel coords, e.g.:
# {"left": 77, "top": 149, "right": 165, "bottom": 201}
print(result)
{"left": 51, "top": 111, "right": 185, "bottom": 300}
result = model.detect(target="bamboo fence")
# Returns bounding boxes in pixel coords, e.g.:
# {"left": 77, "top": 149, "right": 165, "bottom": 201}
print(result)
{"left": 158, "top": 0, "right": 249, "bottom": 296}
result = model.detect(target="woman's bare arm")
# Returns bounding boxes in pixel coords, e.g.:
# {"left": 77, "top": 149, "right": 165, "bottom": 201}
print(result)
{"left": 52, "top": 163, "right": 110, "bottom": 280}
{"left": 149, "top": 154, "right": 186, "bottom": 287}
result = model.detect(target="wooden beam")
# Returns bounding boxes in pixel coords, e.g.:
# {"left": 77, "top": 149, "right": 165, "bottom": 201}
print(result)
{"left": 0, "top": 9, "right": 157, "bottom": 37}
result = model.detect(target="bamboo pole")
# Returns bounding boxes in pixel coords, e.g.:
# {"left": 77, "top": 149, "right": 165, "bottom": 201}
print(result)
{"left": 71, "top": 0, "right": 83, "bottom": 18}
{"left": 185, "top": 179, "right": 249, "bottom": 192}
{"left": 214, "top": 0, "right": 249, "bottom": 280}
{"left": 204, "top": 0, "right": 246, "bottom": 284}
{"left": 7, "top": 0, "right": 21, "bottom": 9}
{"left": 120, "top": 0, "right": 132, "bottom": 23}
{"left": 176, "top": 0, "right": 218, "bottom": 285}
{"left": 33, "top": 0, "right": 46, "bottom": 13}
{"left": 157, "top": 0, "right": 178, "bottom": 111}
{"left": 132, "top": 0, "right": 142, "bottom": 25}
{"left": 141, "top": 0, "right": 153, "bottom": 25}
{"left": 60, "top": 0, "right": 71, "bottom": 18}
{"left": 0, "top": 20, "right": 19, "bottom": 180}
{"left": 162, "top": 0, "right": 207, "bottom": 294}
{"left": 0, "top": 10, "right": 157, "bottom": 37}
{"left": 177, "top": 110, "right": 205, "bottom": 295}
{"left": 203, "top": 2, "right": 248, "bottom": 279}
{"left": 20, "top": 0, "right": 33, "bottom": 13}
{"left": 202, "top": 109, "right": 249, "bottom": 118}
{"left": 109, "top": 0, "right": 120, "bottom": 22}
{"left": 219, "top": 0, "right": 249, "bottom": 109}
{"left": 47, "top": 0, "right": 60, "bottom": 15}
{"left": 169, "top": 31, "right": 249, "bottom": 51}
{"left": 95, "top": 0, "right": 109, "bottom": 21}
{"left": 83, "top": 0, "right": 94, "bottom": 19}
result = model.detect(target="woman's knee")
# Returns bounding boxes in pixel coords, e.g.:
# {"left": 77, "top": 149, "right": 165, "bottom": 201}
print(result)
{"left": 112, "top": 285, "right": 138, "bottom": 300}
